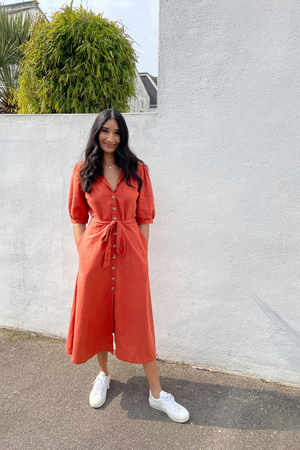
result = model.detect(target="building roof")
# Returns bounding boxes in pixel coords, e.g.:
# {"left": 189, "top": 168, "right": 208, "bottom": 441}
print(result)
{"left": 3, "top": 1, "right": 47, "bottom": 19}
{"left": 139, "top": 73, "right": 157, "bottom": 108}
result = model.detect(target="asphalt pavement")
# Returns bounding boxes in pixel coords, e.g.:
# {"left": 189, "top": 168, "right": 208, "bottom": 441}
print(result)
{"left": 1, "top": 327, "right": 300, "bottom": 450}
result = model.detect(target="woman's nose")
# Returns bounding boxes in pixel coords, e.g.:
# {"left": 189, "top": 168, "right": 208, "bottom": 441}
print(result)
{"left": 106, "top": 133, "right": 115, "bottom": 142}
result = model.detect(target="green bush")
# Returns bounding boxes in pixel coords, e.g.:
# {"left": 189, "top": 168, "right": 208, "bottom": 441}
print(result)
{"left": 17, "top": 3, "right": 138, "bottom": 113}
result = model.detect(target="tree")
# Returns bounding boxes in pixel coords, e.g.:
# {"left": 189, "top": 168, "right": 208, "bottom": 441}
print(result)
{"left": 0, "top": 5, "right": 31, "bottom": 113}
{"left": 17, "top": 3, "right": 138, "bottom": 114}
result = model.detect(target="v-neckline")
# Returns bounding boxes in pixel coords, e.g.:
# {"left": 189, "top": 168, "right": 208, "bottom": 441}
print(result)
{"left": 102, "top": 168, "right": 123, "bottom": 192}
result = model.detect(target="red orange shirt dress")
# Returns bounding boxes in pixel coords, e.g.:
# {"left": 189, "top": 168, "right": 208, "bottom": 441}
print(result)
{"left": 66, "top": 161, "right": 156, "bottom": 364}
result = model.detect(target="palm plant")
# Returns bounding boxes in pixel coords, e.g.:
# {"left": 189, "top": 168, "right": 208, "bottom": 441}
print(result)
{"left": 0, "top": 5, "right": 31, "bottom": 113}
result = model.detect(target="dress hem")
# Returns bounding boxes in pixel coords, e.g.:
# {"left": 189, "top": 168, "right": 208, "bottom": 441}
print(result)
{"left": 65, "top": 348, "right": 114, "bottom": 365}
{"left": 115, "top": 353, "right": 157, "bottom": 365}
{"left": 65, "top": 348, "right": 156, "bottom": 365}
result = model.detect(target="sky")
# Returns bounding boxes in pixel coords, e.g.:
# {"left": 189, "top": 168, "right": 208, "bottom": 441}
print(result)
{"left": 2, "top": 0, "right": 159, "bottom": 76}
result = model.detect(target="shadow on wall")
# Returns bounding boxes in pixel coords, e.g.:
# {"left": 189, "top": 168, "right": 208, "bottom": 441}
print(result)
{"left": 251, "top": 292, "right": 300, "bottom": 373}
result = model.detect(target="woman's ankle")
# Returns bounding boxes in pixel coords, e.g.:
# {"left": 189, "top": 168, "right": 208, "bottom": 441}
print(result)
{"left": 151, "top": 388, "right": 162, "bottom": 399}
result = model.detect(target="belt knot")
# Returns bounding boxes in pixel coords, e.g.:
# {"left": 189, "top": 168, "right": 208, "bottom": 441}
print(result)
{"left": 91, "top": 218, "right": 136, "bottom": 268}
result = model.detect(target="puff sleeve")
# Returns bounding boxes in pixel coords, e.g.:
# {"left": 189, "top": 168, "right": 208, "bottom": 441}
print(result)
{"left": 68, "top": 163, "right": 89, "bottom": 224}
{"left": 136, "top": 163, "right": 155, "bottom": 225}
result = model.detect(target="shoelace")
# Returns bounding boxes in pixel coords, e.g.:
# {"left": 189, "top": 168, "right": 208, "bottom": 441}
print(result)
{"left": 92, "top": 377, "right": 109, "bottom": 396}
{"left": 161, "top": 393, "right": 180, "bottom": 411}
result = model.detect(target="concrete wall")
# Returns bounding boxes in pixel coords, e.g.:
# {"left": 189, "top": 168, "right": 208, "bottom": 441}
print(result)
{"left": 1, "top": 0, "right": 300, "bottom": 386}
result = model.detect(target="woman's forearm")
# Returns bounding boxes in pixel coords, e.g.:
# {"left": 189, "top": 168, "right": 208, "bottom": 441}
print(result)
{"left": 73, "top": 223, "right": 86, "bottom": 245}
{"left": 139, "top": 224, "right": 149, "bottom": 243}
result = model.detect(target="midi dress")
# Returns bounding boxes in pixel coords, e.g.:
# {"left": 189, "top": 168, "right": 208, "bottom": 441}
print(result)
{"left": 66, "top": 160, "right": 156, "bottom": 365}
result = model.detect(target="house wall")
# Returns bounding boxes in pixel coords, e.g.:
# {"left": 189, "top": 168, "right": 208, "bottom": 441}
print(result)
{"left": 8, "top": 7, "right": 38, "bottom": 18}
{"left": 1, "top": 0, "right": 300, "bottom": 386}
{"left": 128, "top": 71, "right": 150, "bottom": 113}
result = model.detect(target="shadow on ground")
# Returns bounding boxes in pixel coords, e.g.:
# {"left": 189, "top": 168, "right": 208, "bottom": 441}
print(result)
{"left": 114, "top": 376, "right": 300, "bottom": 431}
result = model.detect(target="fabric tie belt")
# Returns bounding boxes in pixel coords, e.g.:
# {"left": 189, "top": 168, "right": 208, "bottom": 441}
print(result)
{"left": 91, "top": 218, "right": 137, "bottom": 268}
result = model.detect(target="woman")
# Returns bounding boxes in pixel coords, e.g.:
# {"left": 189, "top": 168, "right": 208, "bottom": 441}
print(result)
{"left": 67, "top": 109, "right": 189, "bottom": 423}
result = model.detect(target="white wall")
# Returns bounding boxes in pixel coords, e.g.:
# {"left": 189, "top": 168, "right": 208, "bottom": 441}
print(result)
{"left": 1, "top": 0, "right": 300, "bottom": 386}
{"left": 0, "top": 113, "right": 157, "bottom": 339}
{"left": 154, "top": 0, "right": 300, "bottom": 386}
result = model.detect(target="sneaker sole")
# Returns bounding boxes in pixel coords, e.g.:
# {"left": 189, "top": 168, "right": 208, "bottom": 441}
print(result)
{"left": 149, "top": 402, "right": 190, "bottom": 423}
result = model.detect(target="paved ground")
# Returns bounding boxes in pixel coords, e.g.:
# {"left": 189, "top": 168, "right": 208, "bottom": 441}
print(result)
{"left": 1, "top": 328, "right": 300, "bottom": 450}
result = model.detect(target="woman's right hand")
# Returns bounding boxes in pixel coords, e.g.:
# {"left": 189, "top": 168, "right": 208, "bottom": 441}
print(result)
{"left": 73, "top": 223, "right": 86, "bottom": 246}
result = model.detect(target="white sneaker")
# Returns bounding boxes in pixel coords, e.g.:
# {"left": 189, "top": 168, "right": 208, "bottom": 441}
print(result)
{"left": 149, "top": 389, "right": 190, "bottom": 423}
{"left": 89, "top": 372, "right": 110, "bottom": 408}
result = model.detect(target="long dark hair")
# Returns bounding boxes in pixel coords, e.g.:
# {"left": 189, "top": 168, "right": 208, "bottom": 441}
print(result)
{"left": 79, "top": 109, "right": 144, "bottom": 193}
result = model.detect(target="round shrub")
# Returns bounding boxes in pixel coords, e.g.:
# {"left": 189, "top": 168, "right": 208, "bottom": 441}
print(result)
{"left": 17, "top": 4, "right": 138, "bottom": 113}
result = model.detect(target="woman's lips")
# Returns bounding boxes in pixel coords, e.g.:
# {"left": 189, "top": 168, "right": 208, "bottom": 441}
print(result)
{"left": 104, "top": 143, "right": 114, "bottom": 148}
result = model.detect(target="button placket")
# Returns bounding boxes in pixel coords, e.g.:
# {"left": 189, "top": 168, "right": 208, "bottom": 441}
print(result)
{"left": 111, "top": 193, "right": 117, "bottom": 293}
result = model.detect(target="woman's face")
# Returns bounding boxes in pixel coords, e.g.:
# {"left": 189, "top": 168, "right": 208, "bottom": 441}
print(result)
{"left": 98, "top": 119, "right": 121, "bottom": 154}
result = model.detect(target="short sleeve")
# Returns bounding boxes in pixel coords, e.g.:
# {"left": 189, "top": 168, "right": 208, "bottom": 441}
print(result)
{"left": 68, "top": 163, "right": 89, "bottom": 224}
{"left": 136, "top": 163, "right": 155, "bottom": 225}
